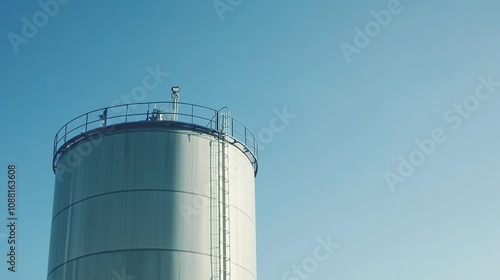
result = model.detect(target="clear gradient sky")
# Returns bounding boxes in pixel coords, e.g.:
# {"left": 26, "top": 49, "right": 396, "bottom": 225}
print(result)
{"left": 1, "top": 0, "right": 500, "bottom": 279}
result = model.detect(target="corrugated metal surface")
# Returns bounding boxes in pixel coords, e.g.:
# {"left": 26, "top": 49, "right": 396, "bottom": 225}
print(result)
{"left": 47, "top": 126, "right": 256, "bottom": 280}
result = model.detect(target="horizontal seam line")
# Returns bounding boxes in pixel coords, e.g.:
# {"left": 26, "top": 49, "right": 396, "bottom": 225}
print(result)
{"left": 47, "top": 248, "right": 256, "bottom": 279}
{"left": 52, "top": 189, "right": 256, "bottom": 226}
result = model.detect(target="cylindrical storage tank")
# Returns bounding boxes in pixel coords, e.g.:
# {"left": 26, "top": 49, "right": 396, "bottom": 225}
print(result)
{"left": 47, "top": 103, "right": 258, "bottom": 280}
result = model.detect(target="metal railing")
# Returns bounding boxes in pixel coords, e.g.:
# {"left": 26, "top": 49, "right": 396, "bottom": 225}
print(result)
{"left": 52, "top": 101, "right": 258, "bottom": 172}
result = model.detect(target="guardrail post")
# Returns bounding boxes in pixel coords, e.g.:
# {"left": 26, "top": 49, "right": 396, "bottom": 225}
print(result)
{"left": 53, "top": 135, "right": 57, "bottom": 156}
{"left": 125, "top": 105, "right": 128, "bottom": 122}
{"left": 64, "top": 125, "right": 67, "bottom": 143}
{"left": 147, "top": 103, "right": 150, "bottom": 121}
{"left": 216, "top": 112, "right": 219, "bottom": 132}
{"left": 85, "top": 113, "right": 88, "bottom": 132}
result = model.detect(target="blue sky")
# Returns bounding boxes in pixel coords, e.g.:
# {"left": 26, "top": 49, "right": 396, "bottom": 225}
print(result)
{"left": 1, "top": 0, "right": 500, "bottom": 279}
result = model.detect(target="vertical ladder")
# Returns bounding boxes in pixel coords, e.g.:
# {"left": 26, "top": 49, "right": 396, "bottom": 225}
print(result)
{"left": 219, "top": 112, "right": 231, "bottom": 280}
{"left": 210, "top": 112, "right": 231, "bottom": 280}
{"left": 210, "top": 140, "right": 220, "bottom": 280}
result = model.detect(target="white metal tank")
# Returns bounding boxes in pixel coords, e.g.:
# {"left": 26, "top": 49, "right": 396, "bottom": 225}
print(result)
{"left": 47, "top": 92, "right": 258, "bottom": 280}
